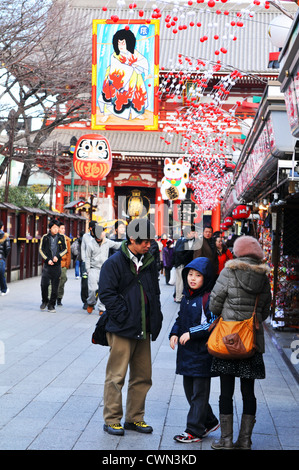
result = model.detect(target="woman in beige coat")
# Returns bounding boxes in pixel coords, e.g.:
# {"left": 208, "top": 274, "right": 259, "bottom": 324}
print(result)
{"left": 209, "top": 236, "right": 271, "bottom": 450}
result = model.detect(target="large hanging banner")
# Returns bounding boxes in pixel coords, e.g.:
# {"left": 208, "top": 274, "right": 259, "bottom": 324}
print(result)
{"left": 92, "top": 19, "right": 159, "bottom": 131}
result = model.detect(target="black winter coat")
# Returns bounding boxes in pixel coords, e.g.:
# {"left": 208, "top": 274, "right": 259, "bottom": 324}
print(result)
{"left": 39, "top": 232, "right": 67, "bottom": 265}
{"left": 0, "top": 231, "right": 11, "bottom": 260}
{"left": 99, "top": 241, "right": 163, "bottom": 341}
{"left": 169, "top": 258, "right": 218, "bottom": 377}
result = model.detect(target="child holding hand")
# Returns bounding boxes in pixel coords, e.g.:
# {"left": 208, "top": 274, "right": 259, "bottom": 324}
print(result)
{"left": 169, "top": 257, "right": 219, "bottom": 443}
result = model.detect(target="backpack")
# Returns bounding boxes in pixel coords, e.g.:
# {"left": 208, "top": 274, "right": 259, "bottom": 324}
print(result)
{"left": 71, "top": 239, "right": 80, "bottom": 257}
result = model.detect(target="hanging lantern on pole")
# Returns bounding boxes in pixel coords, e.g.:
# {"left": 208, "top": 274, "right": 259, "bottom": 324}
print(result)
{"left": 220, "top": 222, "right": 229, "bottom": 231}
{"left": 73, "top": 134, "right": 112, "bottom": 181}
{"left": 224, "top": 216, "right": 233, "bottom": 227}
{"left": 232, "top": 205, "right": 251, "bottom": 219}
{"left": 268, "top": 15, "right": 292, "bottom": 48}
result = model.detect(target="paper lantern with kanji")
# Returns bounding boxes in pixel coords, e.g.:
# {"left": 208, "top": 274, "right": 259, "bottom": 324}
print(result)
{"left": 73, "top": 134, "right": 112, "bottom": 181}
{"left": 232, "top": 205, "right": 251, "bottom": 220}
{"left": 224, "top": 216, "right": 233, "bottom": 227}
{"left": 220, "top": 222, "right": 229, "bottom": 231}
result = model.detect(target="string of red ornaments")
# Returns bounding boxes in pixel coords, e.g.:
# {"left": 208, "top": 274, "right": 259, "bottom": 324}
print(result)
{"left": 101, "top": 0, "right": 274, "bottom": 210}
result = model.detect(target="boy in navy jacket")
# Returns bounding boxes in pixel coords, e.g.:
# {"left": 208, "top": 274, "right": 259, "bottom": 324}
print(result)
{"left": 169, "top": 257, "right": 219, "bottom": 443}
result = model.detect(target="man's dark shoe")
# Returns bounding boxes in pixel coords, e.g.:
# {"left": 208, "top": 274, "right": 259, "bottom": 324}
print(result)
{"left": 57, "top": 299, "right": 62, "bottom": 306}
{"left": 40, "top": 302, "right": 47, "bottom": 311}
{"left": 103, "top": 423, "right": 124, "bottom": 436}
{"left": 48, "top": 305, "right": 56, "bottom": 313}
{"left": 124, "top": 421, "right": 153, "bottom": 433}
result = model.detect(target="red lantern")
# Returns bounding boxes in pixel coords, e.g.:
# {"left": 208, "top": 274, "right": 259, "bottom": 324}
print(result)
{"left": 73, "top": 134, "right": 112, "bottom": 181}
{"left": 232, "top": 205, "right": 251, "bottom": 219}
{"left": 224, "top": 216, "right": 233, "bottom": 227}
{"left": 220, "top": 223, "right": 229, "bottom": 231}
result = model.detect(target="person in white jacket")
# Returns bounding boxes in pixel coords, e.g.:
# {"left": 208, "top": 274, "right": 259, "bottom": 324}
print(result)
{"left": 85, "top": 224, "right": 122, "bottom": 314}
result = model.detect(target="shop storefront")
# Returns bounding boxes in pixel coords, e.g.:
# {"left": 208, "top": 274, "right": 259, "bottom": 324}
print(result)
{"left": 274, "top": 9, "right": 299, "bottom": 328}
{"left": 222, "top": 80, "right": 298, "bottom": 327}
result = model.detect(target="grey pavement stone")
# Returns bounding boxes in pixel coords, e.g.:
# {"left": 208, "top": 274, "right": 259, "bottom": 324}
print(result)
{"left": 0, "top": 270, "right": 298, "bottom": 450}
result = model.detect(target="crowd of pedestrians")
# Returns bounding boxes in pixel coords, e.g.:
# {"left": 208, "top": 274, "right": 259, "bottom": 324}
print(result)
{"left": 0, "top": 216, "right": 271, "bottom": 450}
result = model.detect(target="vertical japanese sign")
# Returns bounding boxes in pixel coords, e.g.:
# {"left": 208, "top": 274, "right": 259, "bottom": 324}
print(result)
{"left": 92, "top": 20, "right": 159, "bottom": 131}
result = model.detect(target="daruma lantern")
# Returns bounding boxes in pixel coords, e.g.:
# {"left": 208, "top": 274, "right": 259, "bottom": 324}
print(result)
{"left": 73, "top": 134, "right": 112, "bottom": 181}
{"left": 232, "top": 205, "right": 251, "bottom": 220}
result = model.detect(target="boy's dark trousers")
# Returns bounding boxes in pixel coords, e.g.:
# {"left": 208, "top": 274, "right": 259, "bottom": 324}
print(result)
{"left": 41, "top": 264, "right": 61, "bottom": 308}
{"left": 183, "top": 376, "right": 217, "bottom": 437}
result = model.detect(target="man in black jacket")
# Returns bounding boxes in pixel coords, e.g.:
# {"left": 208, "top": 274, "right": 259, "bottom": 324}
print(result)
{"left": 99, "top": 218, "right": 163, "bottom": 436}
{"left": 39, "top": 219, "right": 67, "bottom": 313}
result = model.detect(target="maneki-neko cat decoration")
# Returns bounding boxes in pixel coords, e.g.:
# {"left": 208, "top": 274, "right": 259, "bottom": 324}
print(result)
{"left": 161, "top": 157, "right": 190, "bottom": 201}
{"left": 73, "top": 134, "right": 112, "bottom": 181}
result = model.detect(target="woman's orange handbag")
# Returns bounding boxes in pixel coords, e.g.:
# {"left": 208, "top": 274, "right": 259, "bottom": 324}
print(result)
{"left": 207, "top": 295, "right": 260, "bottom": 360}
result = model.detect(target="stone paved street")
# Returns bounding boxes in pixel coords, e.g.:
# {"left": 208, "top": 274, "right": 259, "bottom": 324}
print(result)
{"left": 0, "top": 271, "right": 298, "bottom": 451}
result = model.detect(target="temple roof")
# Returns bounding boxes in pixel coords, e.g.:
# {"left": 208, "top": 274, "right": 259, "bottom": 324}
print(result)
{"left": 68, "top": 1, "right": 298, "bottom": 73}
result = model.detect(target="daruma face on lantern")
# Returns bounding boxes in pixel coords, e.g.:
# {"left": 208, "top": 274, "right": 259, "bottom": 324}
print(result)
{"left": 73, "top": 134, "right": 112, "bottom": 181}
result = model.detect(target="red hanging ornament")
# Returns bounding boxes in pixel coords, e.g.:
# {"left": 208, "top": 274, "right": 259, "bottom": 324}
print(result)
{"left": 232, "top": 205, "right": 251, "bottom": 219}
{"left": 224, "top": 216, "right": 233, "bottom": 227}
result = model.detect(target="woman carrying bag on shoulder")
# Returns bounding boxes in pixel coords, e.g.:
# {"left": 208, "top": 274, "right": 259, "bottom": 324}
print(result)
{"left": 209, "top": 236, "right": 271, "bottom": 450}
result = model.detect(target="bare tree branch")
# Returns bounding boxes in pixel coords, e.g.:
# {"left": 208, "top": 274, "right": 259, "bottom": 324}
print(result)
{"left": 0, "top": 0, "right": 91, "bottom": 185}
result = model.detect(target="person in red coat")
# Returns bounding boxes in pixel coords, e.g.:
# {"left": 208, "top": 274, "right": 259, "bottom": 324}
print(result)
{"left": 215, "top": 236, "right": 233, "bottom": 275}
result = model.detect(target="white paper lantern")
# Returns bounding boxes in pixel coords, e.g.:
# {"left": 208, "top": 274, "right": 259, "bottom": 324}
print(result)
{"left": 241, "top": 118, "right": 254, "bottom": 136}
{"left": 268, "top": 15, "right": 293, "bottom": 49}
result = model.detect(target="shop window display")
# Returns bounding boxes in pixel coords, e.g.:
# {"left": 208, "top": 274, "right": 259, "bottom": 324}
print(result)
{"left": 272, "top": 207, "right": 299, "bottom": 329}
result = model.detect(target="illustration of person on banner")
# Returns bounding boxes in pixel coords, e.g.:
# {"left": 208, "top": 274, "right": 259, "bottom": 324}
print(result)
{"left": 98, "top": 28, "right": 151, "bottom": 122}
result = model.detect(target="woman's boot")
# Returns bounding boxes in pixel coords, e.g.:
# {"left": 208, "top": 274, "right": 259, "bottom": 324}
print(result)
{"left": 211, "top": 414, "right": 234, "bottom": 450}
{"left": 234, "top": 414, "right": 256, "bottom": 450}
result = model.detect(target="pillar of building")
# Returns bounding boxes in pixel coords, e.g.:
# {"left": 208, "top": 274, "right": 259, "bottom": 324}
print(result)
{"left": 105, "top": 173, "right": 114, "bottom": 199}
{"left": 211, "top": 202, "right": 221, "bottom": 232}
{"left": 155, "top": 185, "right": 165, "bottom": 237}
{"left": 55, "top": 178, "right": 65, "bottom": 213}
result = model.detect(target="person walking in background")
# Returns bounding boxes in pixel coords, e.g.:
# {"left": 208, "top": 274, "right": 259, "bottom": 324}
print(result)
{"left": 193, "top": 225, "right": 218, "bottom": 285}
{"left": 80, "top": 221, "right": 96, "bottom": 310}
{"left": 0, "top": 220, "right": 11, "bottom": 296}
{"left": 214, "top": 236, "right": 233, "bottom": 277}
{"left": 162, "top": 239, "right": 174, "bottom": 285}
{"left": 169, "top": 257, "right": 219, "bottom": 443}
{"left": 39, "top": 219, "right": 67, "bottom": 313}
{"left": 225, "top": 228, "right": 239, "bottom": 254}
{"left": 209, "top": 236, "right": 271, "bottom": 450}
{"left": 109, "top": 220, "right": 126, "bottom": 256}
{"left": 99, "top": 218, "right": 163, "bottom": 436}
{"left": 174, "top": 226, "right": 199, "bottom": 303}
{"left": 71, "top": 236, "right": 81, "bottom": 279}
{"left": 81, "top": 220, "right": 97, "bottom": 264}
{"left": 76, "top": 231, "right": 89, "bottom": 310}
{"left": 56, "top": 222, "right": 71, "bottom": 306}
{"left": 85, "top": 224, "right": 122, "bottom": 314}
